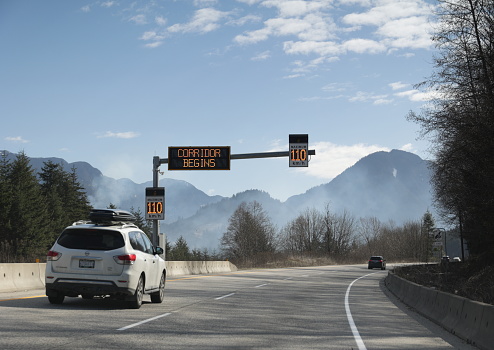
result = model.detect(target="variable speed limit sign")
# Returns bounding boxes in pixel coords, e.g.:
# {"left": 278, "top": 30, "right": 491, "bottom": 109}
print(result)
{"left": 289, "top": 134, "right": 309, "bottom": 167}
{"left": 145, "top": 187, "right": 165, "bottom": 220}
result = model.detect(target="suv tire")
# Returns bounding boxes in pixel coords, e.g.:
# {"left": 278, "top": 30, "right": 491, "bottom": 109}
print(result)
{"left": 128, "top": 276, "right": 144, "bottom": 309}
{"left": 48, "top": 293, "right": 65, "bottom": 305}
{"left": 151, "top": 272, "right": 165, "bottom": 303}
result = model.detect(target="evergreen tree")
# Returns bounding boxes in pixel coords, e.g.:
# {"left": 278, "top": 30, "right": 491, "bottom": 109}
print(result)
{"left": 421, "top": 211, "right": 435, "bottom": 262}
{"left": 170, "top": 236, "right": 191, "bottom": 261}
{"left": 64, "top": 166, "right": 91, "bottom": 223}
{"left": 39, "top": 161, "right": 91, "bottom": 242}
{"left": 39, "top": 161, "right": 68, "bottom": 240}
{"left": 0, "top": 152, "right": 12, "bottom": 244}
{"left": 130, "top": 207, "right": 152, "bottom": 238}
{"left": 8, "top": 152, "right": 51, "bottom": 259}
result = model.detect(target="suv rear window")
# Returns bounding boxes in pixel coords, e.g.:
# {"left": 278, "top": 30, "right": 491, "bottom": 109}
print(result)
{"left": 370, "top": 256, "right": 382, "bottom": 260}
{"left": 57, "top": 228, "right": 125, "bottom": 250}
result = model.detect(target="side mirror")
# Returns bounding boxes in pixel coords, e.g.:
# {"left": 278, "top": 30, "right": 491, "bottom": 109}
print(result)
{"left": 154, "top": 246, "right": 164, "bottom": 255}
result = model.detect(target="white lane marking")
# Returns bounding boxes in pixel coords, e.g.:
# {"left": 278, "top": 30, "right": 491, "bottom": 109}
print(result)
{"left": 215, "top": 292, "right": 235, "bottom": 300}
{"left": 254, "top": 283, "right": 268, "bottom": 288}
{"left": 345, "top": 272, "right": 378, "bottom": 350}
{"left": 117, "top": 312, "right": 171, "bottom": 331}
{"left": 283, "top": 277, "right": 292, "bottom": 280}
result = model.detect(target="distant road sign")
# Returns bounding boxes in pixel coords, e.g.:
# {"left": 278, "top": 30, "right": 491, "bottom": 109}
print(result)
{"left": 289, "top": 134, "right": 308, "bottom": 167}
{"left": 145, "top": 187, "right": 164, "bottom": 220}
{"left": 168, "top": 146, "right": 230, "bottom": 170}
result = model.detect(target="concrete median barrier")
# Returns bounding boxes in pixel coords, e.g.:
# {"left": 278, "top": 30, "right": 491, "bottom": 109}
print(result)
{"left": 385, "top": 270, "right": 494, "bottom": 350}
{"left": 0, "top": 264, "right": 18, "bottom": 292}
{"left": 0, "top": 263, "right": 45, "bottom": 292}
{"left": 0, "top": 261, "right": 238, "bottom": 292}
{"left": 165, "top": 261, "right": 237, "bottom": 277}
{"left": 475, "top": 303, "right": 494, "bottom": 350}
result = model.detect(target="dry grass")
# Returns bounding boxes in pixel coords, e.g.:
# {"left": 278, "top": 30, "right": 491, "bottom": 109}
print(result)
{"left": 394, "top": 261, "right": 494, "bottom": 305}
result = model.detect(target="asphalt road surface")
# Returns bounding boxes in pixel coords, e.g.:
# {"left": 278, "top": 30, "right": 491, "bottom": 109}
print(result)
{"left": 0, "top": 264, "right": 479, "bottom": 349}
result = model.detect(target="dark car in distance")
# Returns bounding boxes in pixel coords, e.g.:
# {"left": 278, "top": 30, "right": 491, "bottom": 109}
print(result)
{"left": 368, "top": 256, "right": 386, "bottom": 270}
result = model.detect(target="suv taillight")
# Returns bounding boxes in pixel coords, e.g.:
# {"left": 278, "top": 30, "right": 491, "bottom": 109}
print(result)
{"left": 47, "top": 250, "right": 61, "bottom": 261}
{"left": 114, "top": 254, "right": 136, "bottom": 265}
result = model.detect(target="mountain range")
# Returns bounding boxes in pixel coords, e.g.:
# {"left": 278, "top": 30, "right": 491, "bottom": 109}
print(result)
{"left": 2, "top": 149, "right": 434, "bottom": 250}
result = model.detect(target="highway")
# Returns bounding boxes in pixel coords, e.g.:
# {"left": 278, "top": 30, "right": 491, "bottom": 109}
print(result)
{"left": 0, "top": 264, "right": 477, "bottom": 349}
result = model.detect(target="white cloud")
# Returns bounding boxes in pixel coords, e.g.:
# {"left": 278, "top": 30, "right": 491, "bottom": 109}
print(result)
{"left": 228, "top": 14, "right": 262, "bottom": 27}
{"left": 168, "top": 8, "right": 230, "bottom": 34}
{"left": 194, "top": 0, "right": 218, "bottom": 6}
{"left": 373, "top": 98, "right": 392, "bottom": 105}
{"left": 377, "top": 16, "right": 432, "bottom": 49}
{"left": 302, "top": 142, "right": 391, "bottom": 179}
{"left": 342, "top": 0, "right": 432, "bottom": 27}
{"left": 394, "top": 89, "right": 437, "bottom": 102}
{"left": 236, "top": 0, "right": 262, "bottom": 5}
{"left": 5, "top": 136, "right": 29, "bottom": 143}
{"left": 234, "top": 27, "right": 271, "bottom": 44}
{"left": 251, "top": 50, "right": 271, "bottom": 61}
{"left": 342, "top": 38, "right": 386, "bottom": 54}
{"left": 338, "top": 0, "right": 372, "bottom": 5}
{"left": 235, "top": 14, "right": 337, "bottom": 44}
{"left": 101, "top": 1, "right": 116, "bottom": 8}
{"left": 400, "top": 143, "right": 414, "bottom": 152}
{"left": 283, "top": 40, "right": 342, "bottom": 56}
{"left": 283, "top": 73, "right": 304, "bottom": 79}
{"left": 155, "top": 16, "right": 167, "bottom": 26}
{"left": 144, "top": 41, "right": 164, "bottom": 48}
{"left": 97, "top": 131, "right": 140, "bottom": 139}
{"left": 140, "top": 31, "right": 160, "bottom": 41}
{"left": 81, "top": 5, "right": 91, "bottom": 13}
{"left": 129, "top": 14, "right": 147, "bottom": 25}
{"left": 139, "top": 30, "right": 166, "bottom": 48}
{"left": 261, "top": 0, "right": 327, "bottom": 18}
{"left": 349, "top": 91, "right": 389, "bottom": 103}
{"left": 389, "top": 81, "right": 409, "bottom": 90}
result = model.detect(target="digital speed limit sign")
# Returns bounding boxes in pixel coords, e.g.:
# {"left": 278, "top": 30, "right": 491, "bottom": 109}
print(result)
{"left": 289, "top": 134, "right": 309, "bottom": 167}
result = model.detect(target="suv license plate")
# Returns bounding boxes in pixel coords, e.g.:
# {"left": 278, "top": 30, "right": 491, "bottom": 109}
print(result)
{"left": 79, "top": 259, "right": 95, "bottom": 268}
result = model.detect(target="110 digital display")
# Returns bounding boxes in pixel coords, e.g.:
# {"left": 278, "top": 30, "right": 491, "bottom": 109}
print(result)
{"left": 289, "top": 134, "right": 309, "bottom": 167}
{"left": 145, "top": 187, "right": 165, "bottom": 220}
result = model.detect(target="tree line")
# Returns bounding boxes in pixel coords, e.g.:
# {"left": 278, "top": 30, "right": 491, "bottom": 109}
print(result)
{"left": 408, "top": 0, "right": 494, "bottom": 261}
{"left": 0, "top": 151, "right": 92, "bottom": 262}
{"left": 219, "top": 200, "right": 439, "bottom": 268}
{"left": 0, "top": 150, "right": 442, "bottom": 267}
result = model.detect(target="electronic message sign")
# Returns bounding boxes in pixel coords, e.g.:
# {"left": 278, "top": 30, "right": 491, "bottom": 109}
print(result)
{"left": 289, "top": 134, "right": 308, "bottom": 167}
{"left": 168, "top": 146, "right": 231, "bottom": 170}
{"left": 145, "top": 187, "right": 165, "bottom": 220}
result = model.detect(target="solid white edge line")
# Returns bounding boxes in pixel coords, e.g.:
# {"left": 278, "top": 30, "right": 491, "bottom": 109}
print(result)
{"left": 117, "top": 312, "right": 172, "bottom": 331}
{"left": 345, "top": 272, "right": 378, "bottom": 350}
{"left": 215, "top": 292, "right": 235, "bottom": 300}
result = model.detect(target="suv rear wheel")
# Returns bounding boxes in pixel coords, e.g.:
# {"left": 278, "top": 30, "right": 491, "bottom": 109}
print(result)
{"left": 48, "top": 293, "right": 65, "bottom": 305}
{"left": 128, "top": 275, "right": 144, "bottom": 309}
{"left": 151, "top": 272, "right": 165, "bottom": 303}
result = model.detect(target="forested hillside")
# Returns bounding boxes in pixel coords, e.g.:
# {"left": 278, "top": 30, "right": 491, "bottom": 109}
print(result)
{"left": 0, "top": 151, "right": 91, "bottom": 262}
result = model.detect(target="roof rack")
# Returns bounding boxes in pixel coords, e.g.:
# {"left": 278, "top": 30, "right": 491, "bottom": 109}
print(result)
{"left": 72, "top": 220, "right": 90, "bottom": 226}
{"left": 89, "top": 209, "right": 136, "bottom": 225}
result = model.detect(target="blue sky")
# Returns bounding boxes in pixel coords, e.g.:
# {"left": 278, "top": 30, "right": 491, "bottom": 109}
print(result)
{"left": 1, "top": 0, "right": 437, "bottom": 201}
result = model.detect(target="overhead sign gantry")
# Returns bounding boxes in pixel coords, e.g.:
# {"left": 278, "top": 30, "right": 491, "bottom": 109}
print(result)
{"left": 147, "top": 134, "right": 315, "bottom": 246}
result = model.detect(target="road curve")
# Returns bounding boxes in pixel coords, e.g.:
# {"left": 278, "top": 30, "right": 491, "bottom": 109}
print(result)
{"left": 0, "top": 264, "right": 478, "bottom": 349}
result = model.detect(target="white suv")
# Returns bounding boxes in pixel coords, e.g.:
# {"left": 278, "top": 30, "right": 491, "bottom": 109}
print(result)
{"left": 45, "top": 209, "right": 166, "bottom": 309}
